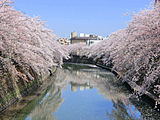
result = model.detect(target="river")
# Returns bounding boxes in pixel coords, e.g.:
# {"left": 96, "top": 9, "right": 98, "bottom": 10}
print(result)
{"left": 0, "top": 63, "right": 160, "bottom": 120}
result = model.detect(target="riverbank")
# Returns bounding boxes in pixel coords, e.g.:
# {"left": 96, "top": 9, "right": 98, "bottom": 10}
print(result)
{"left": 0, "top": 67, "right": 57, "bottom": 120}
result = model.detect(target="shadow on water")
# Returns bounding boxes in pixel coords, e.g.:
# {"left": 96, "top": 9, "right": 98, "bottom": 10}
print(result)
{"left": 1, "top": 63, "right": 160, "bottom": 120}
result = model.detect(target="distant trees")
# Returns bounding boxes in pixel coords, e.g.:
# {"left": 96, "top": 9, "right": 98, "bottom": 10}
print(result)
{"left": 65, "top": 43, "right": 88, "bottom": 56}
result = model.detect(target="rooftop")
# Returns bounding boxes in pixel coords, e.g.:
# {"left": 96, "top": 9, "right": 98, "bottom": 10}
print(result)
{"left": 70, "top": 37, "right": 102, "bottom": 40}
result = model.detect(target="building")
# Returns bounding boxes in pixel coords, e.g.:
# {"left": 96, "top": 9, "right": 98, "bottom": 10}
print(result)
{"left": 70, "top": 32, "right": 103, "bottom": 46}
{"left": 58, "top": 38, "right": 70, "bottom": 45}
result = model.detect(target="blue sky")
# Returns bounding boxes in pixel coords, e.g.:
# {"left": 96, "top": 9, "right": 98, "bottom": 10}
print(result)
{"left": 14, "top": 0, "right": 153, "bottom": 38}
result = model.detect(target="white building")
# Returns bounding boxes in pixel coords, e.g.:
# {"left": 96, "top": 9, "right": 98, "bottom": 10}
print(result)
{"left": 70, "top": 32, "right": 103, "bottom": 46}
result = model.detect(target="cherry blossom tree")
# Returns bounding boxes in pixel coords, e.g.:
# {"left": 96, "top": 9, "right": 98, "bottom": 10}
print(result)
{"left": 155, "top": 0, "right": 160, "bottom": 6}
{"left": 0, "top": 0, "right": 69, "bottom": 81}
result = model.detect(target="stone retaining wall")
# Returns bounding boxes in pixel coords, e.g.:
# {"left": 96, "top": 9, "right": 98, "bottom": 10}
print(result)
{"left": 0, "top": 55, "right": 57, "bottom": 112}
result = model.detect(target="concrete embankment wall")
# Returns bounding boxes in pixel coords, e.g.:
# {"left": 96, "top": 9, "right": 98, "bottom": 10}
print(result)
{"left": 64, "top": 55, "right": 160, "bottom": 111}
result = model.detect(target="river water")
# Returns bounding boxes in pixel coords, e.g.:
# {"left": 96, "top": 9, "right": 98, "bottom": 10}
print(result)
{"left": 1, "top": 63, "right": 160, "bottom": 120}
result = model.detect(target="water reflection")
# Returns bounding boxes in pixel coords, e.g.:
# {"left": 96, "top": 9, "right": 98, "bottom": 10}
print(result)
{"left": 62, "top": 64, "right": 128, "bottom": 103}
{"left": 5, "top": 63, "right": 160, "bottom": 120}
{"left": 26, "top": 86, "right": 63, "bottom": 120}
{"left": 70, "top": 82, "right": 93, "bottom": 92}
{"left": 106, "top": 100, "right": 142, "bottom": 120}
